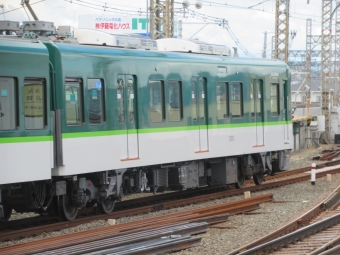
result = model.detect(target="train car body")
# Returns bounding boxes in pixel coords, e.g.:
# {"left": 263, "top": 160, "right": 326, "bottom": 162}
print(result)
{"left": 0, "top": 35, "right": 292, "bottom": 221}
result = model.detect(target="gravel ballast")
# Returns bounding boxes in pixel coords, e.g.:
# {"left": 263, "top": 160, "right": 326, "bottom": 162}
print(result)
{"left": 1, "top": 145, "right": 340, "bottom": 254}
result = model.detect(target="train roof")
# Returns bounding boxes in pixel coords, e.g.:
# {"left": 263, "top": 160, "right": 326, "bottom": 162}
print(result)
{"left": 50, "top": 41, "right": 288, "bottom": 68}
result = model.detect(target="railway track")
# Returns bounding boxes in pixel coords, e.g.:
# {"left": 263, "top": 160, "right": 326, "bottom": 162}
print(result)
{"left": 1, "top": 162, "right": 340, "bottom": 243}
{"left": 0, "top": 194, "right": 273, "bottom": 255}
{"left": 227, "top": 179, "right": 340, "bottom": 255}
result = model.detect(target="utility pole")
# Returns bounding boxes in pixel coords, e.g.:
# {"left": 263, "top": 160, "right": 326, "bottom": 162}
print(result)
{"left": 321, "top": 0, "right": 332, "bottom": 141}
{"left": 274, "top": 0, "right": 290, "bottom": 63}
{"left": 262, "top": 31, "right": 267, "bottom": 58}
{"left": 150, "top": 0, "right": 174, "bottom": 39}
{"left": 21, "top": 0, "right": 39, "bottom": 21}
{"left": 305, "top": 18, "right": 312, "bottom": 106}
{"left": 335, "top": 0, "right": 340, "bottom": 106}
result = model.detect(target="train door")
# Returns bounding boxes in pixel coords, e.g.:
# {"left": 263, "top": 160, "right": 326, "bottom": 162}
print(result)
{"left": 256, "top": 80, "right": 264, "bottom": 146}
{"left": 283, "top": 80, "right": 290, "bottom": 144}
{"left": 251, "top": 79, "right": 264, "bottom": 146}
{"left": 117, "top": 75, "right": 139, "bottom": 159}
{"left": 191, "top": 77, "right": 208, "bottom": 152}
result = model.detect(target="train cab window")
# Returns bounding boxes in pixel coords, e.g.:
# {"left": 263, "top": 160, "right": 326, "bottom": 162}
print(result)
{"left": 231, "top": 82, "right": 243, "bottom": 118}
{"left": 0, "top": 77, "right": 18, "bottom": 130}
{"left": 88, "top": 79, "right": 105, "bottom": 124}
{"left": 271, "top": 83, "right": 279, "bottom": 116}
{"left": 149, "top": 80, "right": 165, "bottom": 122}
{"left": 24, "top": 79, "right": 46, "bottom": 130}
{"left": 168, "top": 81, "right": 183, "bottom": 121}
{"left": 65, "top": 79, "right": 84, "bottom": 125}
{"left": 216, "top": 82, "right": 228, "bottom": 119}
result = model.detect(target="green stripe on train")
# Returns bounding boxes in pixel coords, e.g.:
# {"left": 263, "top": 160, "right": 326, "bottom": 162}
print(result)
{"left": 0, "top": 136, "right": 53, "bottom": 144}
{"left": 0, "top": 121, "right": 291, "bottom": 143}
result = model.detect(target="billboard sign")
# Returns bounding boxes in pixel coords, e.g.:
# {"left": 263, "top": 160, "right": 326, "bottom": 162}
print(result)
{"left": 78, "top": 15, "right": 177, "bottom": 37}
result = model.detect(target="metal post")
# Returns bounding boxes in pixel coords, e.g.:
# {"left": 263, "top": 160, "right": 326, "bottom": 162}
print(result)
{"left": 146, "top": 0, "right": 149, "bottom": 37}
{"left": 262, "top": 31, "right": 267, "bottom": 58}
{"left": 321, "top": 0, "right": 332, "bottom": 142}
{"left": 334, "top": 0, "right": 340, "bottom": 106}
{"left": 178, "top": 20, "right": 182, "bottom": 39}
{"left": 306, "top": 19, "right": 312, "bottom": 102}
{"left": 149, "top": 0, "right": 174, "bottom": 39}
{"left": 274, "top": 0, "right": 290, "bottom": 63}
{"left": 271, "top": 35, "right": 275, "bottom": 59}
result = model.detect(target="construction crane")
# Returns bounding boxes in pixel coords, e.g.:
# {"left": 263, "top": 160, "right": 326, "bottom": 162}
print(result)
{"left": 21, "top": 0, "right": 39, "bottom": 21}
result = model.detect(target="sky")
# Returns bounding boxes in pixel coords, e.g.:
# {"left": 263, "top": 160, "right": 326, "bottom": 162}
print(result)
{"left": 0, "top": 0, "right": 325, "bottom": 58}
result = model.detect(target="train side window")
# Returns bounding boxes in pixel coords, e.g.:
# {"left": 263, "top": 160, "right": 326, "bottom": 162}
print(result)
{"left": 65, "top": 79, "right": 84, "bottom": 125}
{"left": 271, "top": 83, "right": 279, "bottom": 116}
{"left": 0, "top": 77, "right": 18, "bottom": 130}
{"left": 217, "top": 82, "right": 228, "bottom": 119}
{"left": 117, "top": 78, "right": 125, "bottom": 124}
{"left": 168, "top": 80, "right": 183, "bottom": 121}
{"left": 24, "top": 78, "right": 46, "bottom": 130}
{"left": 231, "top": 82, "right": 243, "bottom": 118}
{"left": 88, "top": 79, "right": 105, "bottom": 125}
{"left": 149, "top": 80, "right": 165, "bottom": 122}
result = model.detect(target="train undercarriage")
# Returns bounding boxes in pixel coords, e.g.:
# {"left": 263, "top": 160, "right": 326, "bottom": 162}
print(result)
{"left": 0, "top": 151, "right": 288, "bottom": 222}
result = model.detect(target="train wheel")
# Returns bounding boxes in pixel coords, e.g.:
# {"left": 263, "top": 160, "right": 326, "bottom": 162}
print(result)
{"left": 235, "top": 168, "right": 245, "bottom": 189}
{"left": 99, "top": 197, "right": 115, "bottom": 214}
{"left": 58, "top": 194, "right": 78, "bottom": 221}
{"left": 0, "top": 204, "right": 12, "bottom": 222}
{"left": 253, "top": 172, "right": 264, "bottom": 185}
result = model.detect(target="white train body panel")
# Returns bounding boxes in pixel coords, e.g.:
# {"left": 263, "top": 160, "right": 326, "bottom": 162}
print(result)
{"left": 52, "top": 123, "right": 292, "bottom": 176}
{"left": 0, "top": 141, "right": 52, "bottom": 184}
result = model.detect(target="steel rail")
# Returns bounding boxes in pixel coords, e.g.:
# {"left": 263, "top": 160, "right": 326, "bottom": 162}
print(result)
{"left": 0, "top": 194, "right": 272, "bottom": 254}
{"left": 237, "top": 212, "right": 340, "bottom": 255}
{"left": 227, "top": 182, "right": 340, "bottom": 255}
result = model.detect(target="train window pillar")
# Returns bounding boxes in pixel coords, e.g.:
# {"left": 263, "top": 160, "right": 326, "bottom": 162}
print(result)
{"left": 270, "top": 83, "right": 279, "bottom": 116}
{"left": 87, "top": 79, "right": 105, "bottom": 125}
{"left": 0, "top": 77, "right": 18, "bottom": 130}
{"left": 216, "top": 82, "right": 229, "bottom": 119}
{"left": 65, "top": 79, "right": 84, "bottom": 126}
{"left": 168, "top": 80, "right": 183, "bottom": 122}
{"left": 24, "top": 78, "right": 46, "bottom": 130}
{"left": 231, "top": 82, "right": 243, "bottom": 118}
{"left": 149, "top": 80, "right": 165, "bottom": 122}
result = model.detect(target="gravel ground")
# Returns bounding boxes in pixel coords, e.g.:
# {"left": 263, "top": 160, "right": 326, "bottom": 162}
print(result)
{"left": 1, "top": 145, "right": 340, "bottom": 254}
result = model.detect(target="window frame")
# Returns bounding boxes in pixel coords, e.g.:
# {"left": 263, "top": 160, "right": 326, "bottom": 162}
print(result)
{"left": 230, "top": 82, "right": 243, "bottom": 118}
{"left": 87, "top": 78, "right": 106, "bottom": 125}
{"left": 24, "top": 78, "right": 47, "bottom": 130}
{"left": 149, "top": 80, "right": 165, "bottom": 123}
{"left": 216, "top": 81, "right": 229, "bottom": 120}
{"left": 168, "top": 80, "right": 183, "bottom": 122}
{"left": 64, "top": 78, "right": 84, "bottom": 126}
{"left": 270, "top": 83, "right": 280, "bottom": 117}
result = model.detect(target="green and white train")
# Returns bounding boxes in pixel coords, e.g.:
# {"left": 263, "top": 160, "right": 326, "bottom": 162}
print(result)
{"left": 0, "top": 29, "right": 292, "bottom": 221}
